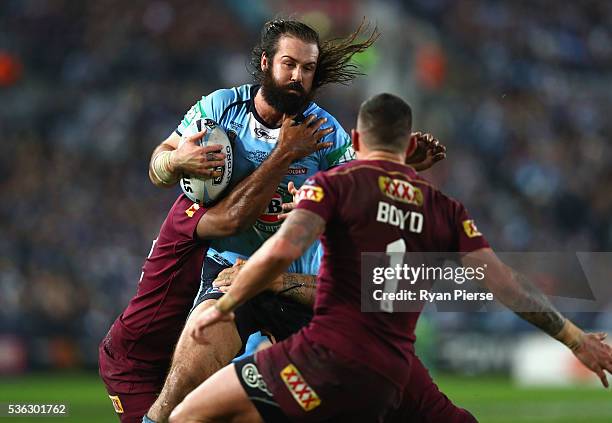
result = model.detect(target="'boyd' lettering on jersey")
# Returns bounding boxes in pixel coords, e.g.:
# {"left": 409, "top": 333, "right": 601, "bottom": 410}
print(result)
{"left": 376, "top": 201, "right": 424, "bottom": 233}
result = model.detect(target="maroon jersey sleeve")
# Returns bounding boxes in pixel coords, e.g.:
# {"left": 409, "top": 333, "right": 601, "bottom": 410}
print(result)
{"left": 158, "top": 197, "right": 206, "bottom": 245}
{"left": 446, "top": 196, "right": 489, "bottom": 253}
{"left": 294, "top": 174, "right": 337, "bottom": 222}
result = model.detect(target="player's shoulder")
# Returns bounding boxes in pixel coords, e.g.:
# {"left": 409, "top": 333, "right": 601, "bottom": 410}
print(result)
{"left": 305, "top": 160, "right": 363, "bottom": 190}
{"left": 324, "top": 159, "right": 362, "bottom": 175}
{"left": 179, "top": 85, "right": 253, "bottom": 131}
{"left": 300, "top": 102, "right": 353, "bottom": 168}
{"left": 205, "top": 84, "right": 253, "bottom": 108}
{"left": 303, "top": 102, "right": 347, "bottom": 136}
{"left": 373, "top": 166, "right": 466, "bottom": 219}
{"left": 155, "top": 194, "right": 207, "bottom": 241}
{"left": 325, "top": 160, "right": 455, "bottom": 200}
{"left": 322, "top": 159, "right": 410, "bottom": 178}
{"left": 412, "top": 174, "right": 464, "bottom": 214}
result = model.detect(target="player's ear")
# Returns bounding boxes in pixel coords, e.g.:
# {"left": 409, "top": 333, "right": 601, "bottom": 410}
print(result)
{"left": 351, "top": 129, "right": 360, "bottom": 152}
{"left": 261, "top": 53, "right": 268, "bottom": 72}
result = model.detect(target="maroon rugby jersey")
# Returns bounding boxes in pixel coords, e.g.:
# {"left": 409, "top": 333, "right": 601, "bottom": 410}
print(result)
{"left": 295, "top": 159, "right": 489, "bottom": 387}
{"left": 106, "top": 194, "right": 208, "bottom": 368}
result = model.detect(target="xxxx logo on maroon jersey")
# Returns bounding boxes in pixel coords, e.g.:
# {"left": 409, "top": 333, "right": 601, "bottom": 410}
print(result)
{"left": 378, "top": 176, "right": 423, "bottom": 206}
{"left": 296, "top": 186, "right": 324, "bottom": 204}
{"left": 280, "top": 364, "right": 321, "bottom": 411}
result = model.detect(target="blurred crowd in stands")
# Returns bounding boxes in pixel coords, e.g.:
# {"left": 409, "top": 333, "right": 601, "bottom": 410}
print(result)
{"left": 1, "top": 0, "right": 611, "bottom": 371}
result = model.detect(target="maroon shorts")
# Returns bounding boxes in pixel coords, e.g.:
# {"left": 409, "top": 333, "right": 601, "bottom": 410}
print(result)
{"left": 236, "top": 331, "right": 476, "bottom": 423}
{"left": 386, "top": 357, "right": 477, "bottom": 423}
{"left": 98, "top": 340, "right": 164, "bottom": 423}
{"left": 245, "top": 330, "right": 402, "bottom": 423}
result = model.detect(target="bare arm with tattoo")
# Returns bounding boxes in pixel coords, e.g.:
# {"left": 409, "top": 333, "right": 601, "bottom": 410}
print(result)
{"left": 213, "top": 259, "right": 318, "bottom": 308}
{"left": 463, "top": 248, "right": 612, "bottom": 387}
{"left": 192, "top": 209, "right": 324, "bottom": 338}
{"left": 504, "top": 270, "right": 565, "bottom": 337}
{"left": 275, "top": 273, "right": 317, "bottom": 307}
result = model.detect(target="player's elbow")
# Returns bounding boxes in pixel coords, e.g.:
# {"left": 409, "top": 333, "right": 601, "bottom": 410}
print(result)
{"left": 231, "top": 216, "right": 253, "bottom": 235}
{"left": 196, "top": 210, "right": 247, "bottom": 239}
{"left": 210, "top": 214, "right": 246, "bottom": 238}
{"left": 216, "top": 211, "right": 247, "bottom": 236}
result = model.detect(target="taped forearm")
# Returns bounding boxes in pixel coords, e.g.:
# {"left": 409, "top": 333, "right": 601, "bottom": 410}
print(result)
{"left": 553, "top": 319, "right": 585, "bottom": 352}
{"left": 502, "top": 270, "right": 568, "bottom": 342}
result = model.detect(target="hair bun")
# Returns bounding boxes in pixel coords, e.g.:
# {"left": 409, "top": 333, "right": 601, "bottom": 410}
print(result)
{"left": 265, "top": 19, "right": 284, "bottom": 32}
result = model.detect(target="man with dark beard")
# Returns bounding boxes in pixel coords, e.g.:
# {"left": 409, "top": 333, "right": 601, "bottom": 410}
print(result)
{"left": 100, "top": 19, "right": 395, "bottom": 423}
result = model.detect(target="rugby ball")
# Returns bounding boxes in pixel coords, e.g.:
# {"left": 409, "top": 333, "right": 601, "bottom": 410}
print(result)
{"left": 179, "top": 118, "right": 233, "bottom": 205}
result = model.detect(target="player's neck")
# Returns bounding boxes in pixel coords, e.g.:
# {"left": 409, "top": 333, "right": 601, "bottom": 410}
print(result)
{"left": 254, "top": 90, "right": 284, "bottom": 128}
{"left": 360, "top": 150, "right": 405, "bottom": 164}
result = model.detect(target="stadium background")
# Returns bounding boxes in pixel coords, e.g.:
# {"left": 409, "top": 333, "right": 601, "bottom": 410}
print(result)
{"left": 1, "top": 0, "right": 611, "bottom": 422}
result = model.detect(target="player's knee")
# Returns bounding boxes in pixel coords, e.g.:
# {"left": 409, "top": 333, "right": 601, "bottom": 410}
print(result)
{"left": 168, "top": 402, "right": 195, "bottom": 423}
{"left": 169, "top": 401, "right": 214, "bottom": 423}
{"left": 179, "top": 323, "right": 239, "bottom": 366}
{"left": 189, "top": 299, "right": 218, "bottom": 321}
{"left": 177, "top": 301, "right": 235, "bottom": 358}
{"left": 168, "top": 403, "right": 183, "bottom": 423}
{"left": 185, "top": 304, "right": 241, "bottom": 353}
{"left": 184, "top": 300, "right": 225, "bottom": 335}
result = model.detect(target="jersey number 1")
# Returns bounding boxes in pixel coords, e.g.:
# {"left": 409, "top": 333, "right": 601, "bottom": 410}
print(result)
{"left": 381, "top": 239, "right": 406, "bottom": 313}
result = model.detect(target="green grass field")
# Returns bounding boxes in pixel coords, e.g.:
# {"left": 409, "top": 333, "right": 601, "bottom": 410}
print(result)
{"left": 0, "top": 372, "right": 610, "bottom": 422}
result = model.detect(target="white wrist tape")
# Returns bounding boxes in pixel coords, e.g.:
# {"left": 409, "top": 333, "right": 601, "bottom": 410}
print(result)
{"left": 151, "top": 150, "right": 178, "bottom": 185}
{"left": 554, "top": 320, "right": 584, "bottom": 352}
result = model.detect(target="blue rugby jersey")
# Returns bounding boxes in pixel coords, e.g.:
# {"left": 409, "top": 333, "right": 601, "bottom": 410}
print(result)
{"left": 175, "top": 84, "right": 353, "bottom": 273}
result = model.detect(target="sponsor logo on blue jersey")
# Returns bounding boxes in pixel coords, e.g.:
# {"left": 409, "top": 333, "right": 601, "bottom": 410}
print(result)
{"left": 288, "top": 167, "right": 307, "bottom": 175}
{"left": 254, "top": 127, "right": 275, "bottom": 140}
